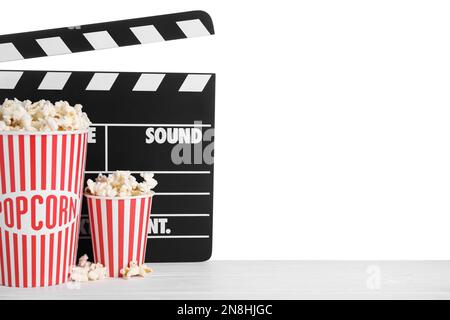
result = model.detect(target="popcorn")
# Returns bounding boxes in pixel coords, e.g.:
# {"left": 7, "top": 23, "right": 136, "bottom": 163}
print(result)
{"left": 85, "top": 171, "right": 158, "bottom": 197}
{"left": 70, "top": 266, "right": 89, "bottom": 282}
{"left": 0, "top": 98, "right": 91, "bottom": 132}
{"left": 120, "top": 261, "right": 153, "bottom": 279}
{"left": 70, "top": 254, "right": 107, "bottom": 282}
{"left": 78, "top": 254, "right": 90, "bottom": 268}
{"left": 87, "top": 263, "right": 107, "bottom": 281}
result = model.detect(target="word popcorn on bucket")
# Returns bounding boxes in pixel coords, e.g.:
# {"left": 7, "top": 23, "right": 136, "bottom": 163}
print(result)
{"left": 0, "top": 99, "right": 91, "bottom": 288}
{"left": 0, "top": 192, "right": 78, "bottom": 231}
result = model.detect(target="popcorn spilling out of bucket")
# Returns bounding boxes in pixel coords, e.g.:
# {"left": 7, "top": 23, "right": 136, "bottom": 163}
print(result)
{"left": 84, "top": 171, "right": 157, "bottom": 278}
{"left": 0, "top": 98, "right": 91, "bottom": 132}
{"left": 85, "top": 171, "right": 157, "bottom": 197}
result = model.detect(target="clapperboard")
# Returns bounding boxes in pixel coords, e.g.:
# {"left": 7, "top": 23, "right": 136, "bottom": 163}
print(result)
{"left": 0, "top": 11, "right": 215, "bottom": 262}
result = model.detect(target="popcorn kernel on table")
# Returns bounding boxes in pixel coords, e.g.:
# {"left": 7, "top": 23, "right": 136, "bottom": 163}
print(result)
{"left": 70, "top": 254, "right": 107, "bottom": 282}
{"left": 120, "top": 261, "right": 153, "bottom": 279}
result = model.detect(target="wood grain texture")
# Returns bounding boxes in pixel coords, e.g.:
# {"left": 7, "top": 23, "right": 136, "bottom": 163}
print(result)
{"left": 0, "top": 261, "right": 449, "bottom": 299}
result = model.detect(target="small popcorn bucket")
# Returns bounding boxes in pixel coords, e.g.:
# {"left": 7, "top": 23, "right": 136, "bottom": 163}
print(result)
{"left": 84, "top": 194, "right": 153, "bottom": 277}
{"left": 0, "top": 130, "right": 88, "bottom": 287}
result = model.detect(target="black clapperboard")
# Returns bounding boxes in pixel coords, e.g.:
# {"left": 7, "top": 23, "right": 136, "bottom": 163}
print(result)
{"left": 0, "top": 11, "right": 215, "bottom": 262}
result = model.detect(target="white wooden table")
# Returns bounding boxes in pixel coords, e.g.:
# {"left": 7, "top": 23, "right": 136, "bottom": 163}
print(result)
{"left": 0, "top": 261, "right": 449, "bottom": 299}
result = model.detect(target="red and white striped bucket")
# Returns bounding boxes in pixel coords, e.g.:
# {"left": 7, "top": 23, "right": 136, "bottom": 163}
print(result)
{"left": 85, "top": 194, "right": 153, "bottom": 277}
{"left": 0, "top": 130, "right": 88, "bottom": 287}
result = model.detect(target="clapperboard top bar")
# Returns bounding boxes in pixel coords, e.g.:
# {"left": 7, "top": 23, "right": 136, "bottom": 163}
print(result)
{"left": 0, "top": 70, "right": 214, "bottom": 93}
{"left": 0, "top": 10, "right": 214, "bottom": 62}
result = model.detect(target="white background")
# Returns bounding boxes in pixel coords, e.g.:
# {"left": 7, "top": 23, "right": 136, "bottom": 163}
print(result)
{"left": 2, "top": 0, "right": 450, "bottom": 260}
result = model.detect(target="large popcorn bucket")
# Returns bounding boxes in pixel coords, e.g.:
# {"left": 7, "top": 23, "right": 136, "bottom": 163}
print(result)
{"left": 84, "top": 194, "right": 153, "bottom": 277}
{"left": 0, "top": 130, "right": 88, "bottom": 287}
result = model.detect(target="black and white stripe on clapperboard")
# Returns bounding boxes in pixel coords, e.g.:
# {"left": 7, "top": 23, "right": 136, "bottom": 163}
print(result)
{"left": 0, "top": 11, "right": 215, "bottom": 262}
